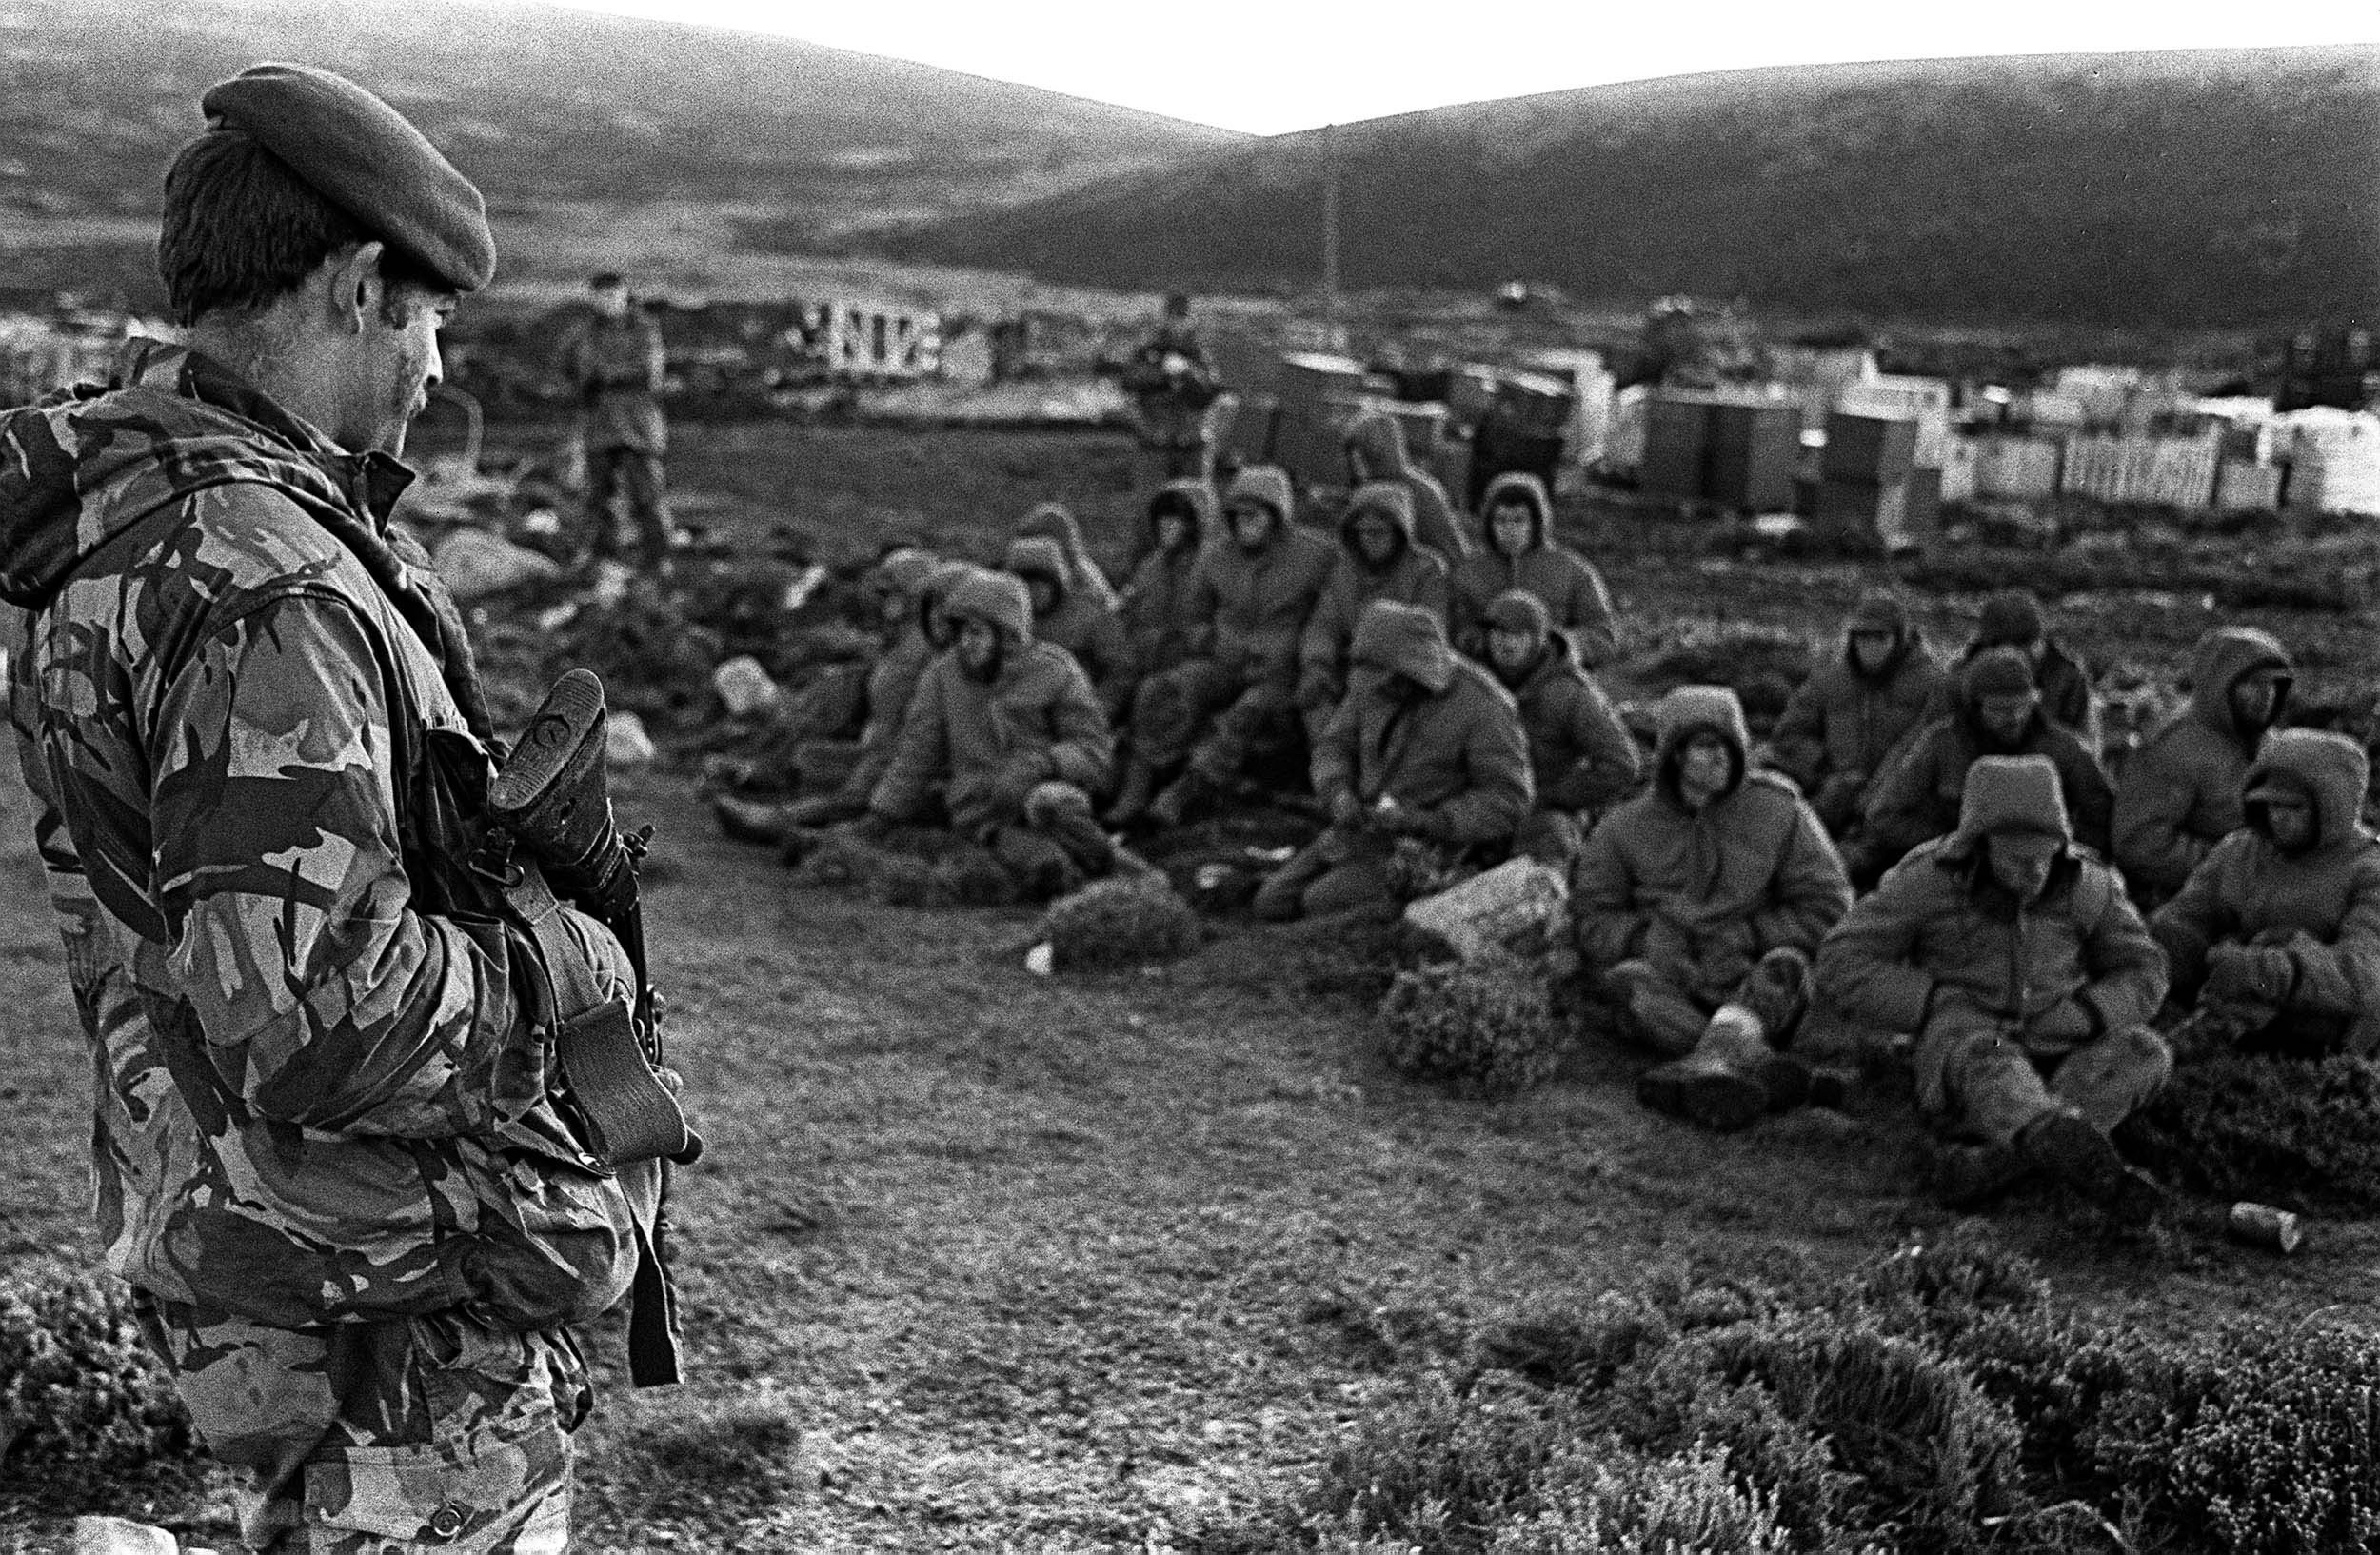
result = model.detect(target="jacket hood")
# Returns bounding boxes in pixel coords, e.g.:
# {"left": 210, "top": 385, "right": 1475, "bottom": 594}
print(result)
{"left": 1652, "top": 684, "right": 1751, "bottom": 799}
{"left": 1345, "top": 409, "right": 1418, "bottom": 478}
{"left": 1017, "top": 502, "right": 1092, "bottom": 557}
{"left": 2188, "top": 626, "right": 2293, "bottom": 740}
{"left": 0, "top": 338, "right": 409, "bottom": 610}
{"left": 1482, "top": 588, "right": 1552, "bottom": 649}
{"left": 1954, "top": 754, "right": 2073, "bottom": 847}
{"left": 872, "top": 547, "right": 940, "bottom": 601}
{"left": 1478, "top": 470, "right": 1552, "bottom": 552}
{"left": 1349, "top": 598, "right": 1455, "bottom": 693}
{"left": 945, "top": 569, "right": 1034, "bottom": 645}
{"left": 1144, "top": 478, "right": 1215, "bottom": 553}
{"left": 1975, "top": 588, "right": 2046, "bottom": 648}
{"left": 1957, "top": 645, "right": 2040, "bottom": 736}
{"left": 1223, "top": 465, "right": 1295, "bottom": 530}
{"left": 1339, "top": 480, "right": 1418, "bottom": 565}
{"left": 1002, "top": 535, "right": 1073, "bottom": 604}
{"left": 2245, "top": 728, "right": 2368, "bottom": 852}
{"left": 1845, "top": 588, "right": 1917, "bottom": 672}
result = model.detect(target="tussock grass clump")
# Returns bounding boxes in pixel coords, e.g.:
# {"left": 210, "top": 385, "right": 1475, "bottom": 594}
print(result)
{"left": 2118, "top": 1051, "right": 2380, "bottom": 1212}
{"left": 1201, "top": 1229, "right": 2380, "bottom": 1555}
{"left": 1378, "top": 951, "right": 1563, "bottom": 1099}
{"left": 1633, "top": 625, "right": 1815, "bottom": 699}
{"left": 0, "top": 1269, "right": 197, "bottom": 1504}
{"left": 1043, "top": 876, "right": 1201, "bottom": 970}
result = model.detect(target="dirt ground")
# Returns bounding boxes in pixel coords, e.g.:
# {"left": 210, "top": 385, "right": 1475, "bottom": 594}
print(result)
{"left": 8, "top": 419, "right": 2380, "bottom": 1552}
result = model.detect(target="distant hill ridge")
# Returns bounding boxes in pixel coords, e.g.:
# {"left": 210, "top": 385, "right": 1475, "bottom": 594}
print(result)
{"left": 866, "top": 46, "right": 2380, "bottom": 329}
{"left": 0, "top": 0, "right": 1239, "bottom": 291}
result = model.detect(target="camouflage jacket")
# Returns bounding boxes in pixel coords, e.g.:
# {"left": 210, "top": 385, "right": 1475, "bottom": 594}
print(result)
{"left": 0, "top": 340, "right": 637, "bottom": 1330}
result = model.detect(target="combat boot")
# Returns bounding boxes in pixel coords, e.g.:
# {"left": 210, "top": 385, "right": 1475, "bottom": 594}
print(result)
{"left": 2014, "top": 1109, "right": 2168, "bottom": 1226}
{"left": 1636, "top": 1008, "right": 1774, "bottom": 1132}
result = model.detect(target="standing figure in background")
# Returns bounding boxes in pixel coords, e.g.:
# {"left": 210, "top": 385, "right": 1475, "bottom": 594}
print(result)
{"left": 560, "top": 270, "right": 672, "bottom": 573}
{"left": 1121, "top": 292, "right": 1222, "bottom": 488}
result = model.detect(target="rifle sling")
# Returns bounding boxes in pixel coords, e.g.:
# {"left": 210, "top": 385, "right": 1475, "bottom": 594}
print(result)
{"left": 506, "top": 857, "right": 691, "bottom": 1386}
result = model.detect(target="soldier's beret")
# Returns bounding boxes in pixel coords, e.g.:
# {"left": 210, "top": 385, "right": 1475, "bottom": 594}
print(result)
{"left": 200, "top": 62, "right": 495, "bottom": 294}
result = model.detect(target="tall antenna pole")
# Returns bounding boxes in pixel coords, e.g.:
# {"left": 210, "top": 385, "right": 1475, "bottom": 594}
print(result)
{"left": 1321, "top": 122, "right": 1341, "bottom": 349}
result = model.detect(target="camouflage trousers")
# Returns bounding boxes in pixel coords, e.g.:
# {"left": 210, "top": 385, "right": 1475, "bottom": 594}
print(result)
{"left": 136, "top": 1294, "right": 589, "bottom": 1553}
{"left": 585, "top": 445, "right": 671, "bottom": 569}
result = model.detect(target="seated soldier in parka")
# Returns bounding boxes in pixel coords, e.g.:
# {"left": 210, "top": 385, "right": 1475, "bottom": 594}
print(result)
{"left": 1570, "top": 686, "right": 1853, "bottom": 1061}
{"left": 2152, "top": 728, "right": 2380, "bottom": 1061}
{"left": 1345, "top": 407, "right": 1470, "bottom": 561}
{"left": 1297, "top": 481, "right": 1452, "bottom": 747}
{"left": 1107, "top": 465, "right": 1337, "bottom": 827}
{"left": 714, "top": 548, "right": 952, "bottom": 839}
{"left": 1015, "top": 499, "right": 1121, "bottom": 610}
{"left": 1118, "top": 479, "right": 1215, "bottom": 708}
{"left": 1768, "top": 588, "right": 1945, "bottom": 839}
{"left": 1814, "top": 755, "right": 2171, "bottom": 1219}
{"left": 1451, "top": 471, "right": 1619, "bottom": 667}
{"left": 1253, "top": 600, "right": 1532, "bottom": 921}
{"left": 1478, "top": 589, "right": 1643, "bottom": 865}
{"left": 865, "top": 570, "right": 1119, "bottom": 898}
{"left": 2114, "top": 626, "right": 2293, "bottom": 909}
{"left": 1003, "top": 534, "right": 1133, "bottom": 718}
{"left": 1855, "top": 645, "right": 2114, "bottom": 884}
{"left": 1923, "top": 587, "right": 2103, "bottom": 750}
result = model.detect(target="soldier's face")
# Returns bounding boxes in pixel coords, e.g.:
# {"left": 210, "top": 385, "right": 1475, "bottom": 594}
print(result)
{"left": 1977, "top": 693, "right": 2034, "bottom": 745}
{"left": 1023, "top": 576, "right": 1060, "bottom": 616}
{"left": 592, "top": 285, "right": 630, "bottom": 320}
{"left": 347, "top": 284, "right": 452, "bottom": 456}
{"left": 1490, "top": 503, "right": 1535, "bottom": 556}
{"left": 1677, "top": 733, "right": 1734, "bottom": 807}
{"left": 1227, "top": 502, "right": 1275, "bottom": 549}
{"left": 1154, "top": 514, "right": 1190, "bottom": 553}
{"left": 1849, "top": 630, "right": 1895, "bottom": 675}
{"left": 1487, "top": 628, "right": 1537, "bottom": 675}
{"left": 957, "top": 619, "right": 1002, "bottom": 677}
{"left": 1985, "top": 832, "right": 2061, "bottom": 901}
{"left": 2261, "top": 792, "right": 2316, "bottom": 851}
{"left": 1352, "top": 513, "right": 1398, "bottom": 566}
{"left": 2231, "top": 668, "right": 2289, "bottom": 731}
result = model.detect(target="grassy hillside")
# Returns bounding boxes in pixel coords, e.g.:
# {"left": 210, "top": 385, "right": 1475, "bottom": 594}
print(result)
{"left": 0, "top": 0, "right": 1239, "bottom": 306}
{"left": 867, "top": 47, "right": 2380, "bottom": 330}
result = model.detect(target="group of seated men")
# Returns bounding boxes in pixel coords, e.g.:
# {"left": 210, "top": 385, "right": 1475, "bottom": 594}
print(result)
{"left": 717, "top": 418, "right": 2376, "bottom": 1219}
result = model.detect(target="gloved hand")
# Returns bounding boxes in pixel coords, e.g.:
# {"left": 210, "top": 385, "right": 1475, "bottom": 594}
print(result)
{"left": 2026, "top": 997, "right": 2098, "bottom": 1046}
{"left": 1328, "top": 790, "right": 1365, "bottom": 829}
{"left": 989, "top": 754, "right": 1054, "bottom": 812}
{"left": 1376, "top": 803, "right": 1447, "bottom": 841}
{"left": 2206, "top": 942, "right": 2296, "bottom": 1007}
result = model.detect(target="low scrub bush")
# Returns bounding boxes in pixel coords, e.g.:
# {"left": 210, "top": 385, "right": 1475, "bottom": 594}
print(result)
{"left": 1043, "top": 875, "right": 1202, "bottom": 969}
{"left": 2117, "top": 1051, "right": 2380, "bottom": 1211}
{"left": 1201, "top": 1230, "right": 2380, "bottom": 1554}
{"left": 0, "top": 1269, "right": 197, "bottom": 1504}
{"left": 1634, "top": 626, "right": 1815, "bottom": 699}
{"left": 1378, "top": 951, "right": 1563, "bottom": 1099}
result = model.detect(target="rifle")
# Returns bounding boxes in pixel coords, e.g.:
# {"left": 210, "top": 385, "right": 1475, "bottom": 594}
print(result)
{"left": 486, "top": 668, "right": 700, "bottom": 1385}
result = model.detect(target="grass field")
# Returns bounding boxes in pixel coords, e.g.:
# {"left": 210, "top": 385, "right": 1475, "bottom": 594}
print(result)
{"left": 8, "top": 419, "right": 2380, "bottom": 1551}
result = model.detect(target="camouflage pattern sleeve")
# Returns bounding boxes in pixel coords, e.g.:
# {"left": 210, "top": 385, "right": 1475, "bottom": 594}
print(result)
{"left": 149, "top": 588, "right": 534, "bottom": 1137}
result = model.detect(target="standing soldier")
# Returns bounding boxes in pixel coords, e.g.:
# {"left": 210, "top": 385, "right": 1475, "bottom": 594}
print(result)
{"left": 0, "top": 64, "right": 647, "bottom": 1548}
{"left": 560, "top": 270, "right": 673, "bottom": 573}
{"left": 1121, "top": 292, "right": 1222, "bottom": 489}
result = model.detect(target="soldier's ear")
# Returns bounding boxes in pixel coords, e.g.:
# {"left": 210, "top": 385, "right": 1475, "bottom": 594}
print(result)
{"left": 326, "top": 242, "right": 387, "bottom": 336}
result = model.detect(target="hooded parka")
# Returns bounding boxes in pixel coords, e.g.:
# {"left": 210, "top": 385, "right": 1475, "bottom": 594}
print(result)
{"left": 1299, "top": 481, "right": 1451, "bottom": 709}
{"left": 2114, "top": 626, "right": 2294, "bottom": 904}
{"left": 2152, "top": 728, "right": 2380, "bottom": 1051}
{"left": 1184, "top": 465, "right": 1336, "bottom": 689}
{"left": 1452, "top": 472, "right": 1619, "bottom": 665}
{"left": 1345, "top": 409, "right": 1470, "bottom": 561}
{"left": 1769, "top": 589, "right": 1945, "bottom": 825}
{"left": 870, "top": 571, "right": 1114, "bottom": 833}
{"left": 1120, "top": 479, "right": 1215, "bottom": 685}
{"left": 1003, "top": 534, "right": 1132, "bottom": 711}
{"left": 1573, "top": 686, "right": 1853, "bottom": 1005}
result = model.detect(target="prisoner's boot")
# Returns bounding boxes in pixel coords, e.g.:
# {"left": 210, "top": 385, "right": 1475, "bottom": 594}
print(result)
{"left": 1146, "top": 768, "right": 1218, "bottom": 829}
{"left": 1636, "top": 1008, "right": 1775, "bottom": 1133}
{"left": 1932, "top": 1139, "right": 2030, "bottom": 1207}
{"left": 713, "top": 793, "right": 795, "bottom": 847}
{"left": 1103, "top": 758, "right": 1161, "bottom": 828}
{"left": 2014, "top": 1109, "right": 2168, "bottom": 1227}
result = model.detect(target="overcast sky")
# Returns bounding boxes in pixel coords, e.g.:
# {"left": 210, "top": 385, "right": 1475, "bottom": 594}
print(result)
{"left": 507, "top": 0, "right": 2378, "bottom": 135}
